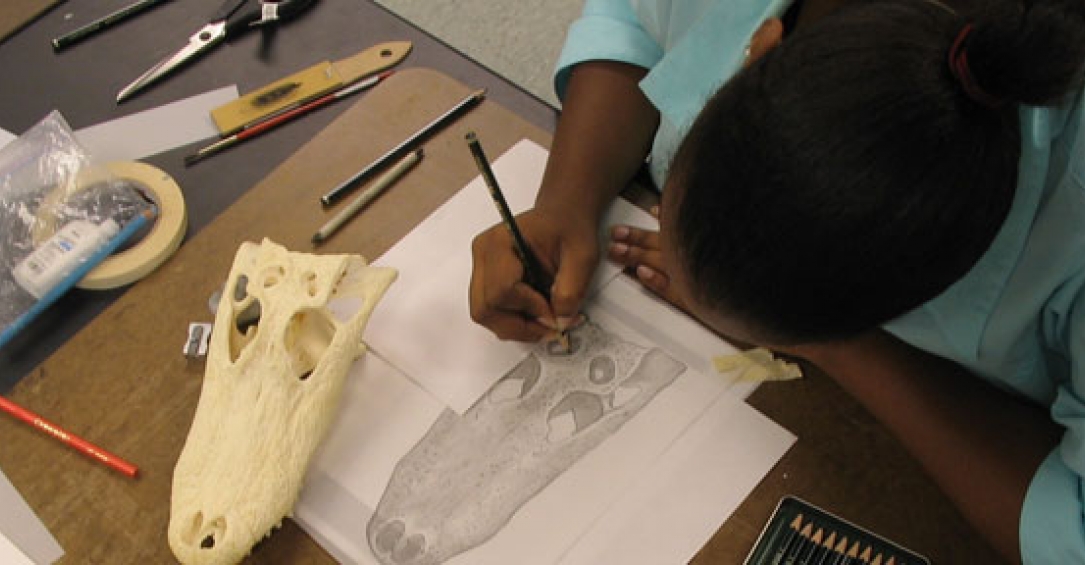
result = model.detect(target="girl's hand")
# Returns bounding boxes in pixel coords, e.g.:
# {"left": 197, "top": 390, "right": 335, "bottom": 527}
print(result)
{"left": 607, "top": 206, "right": 687, "bottom": 309}
{"left": 469, "top": 208, "right": 599, "bottom": 342}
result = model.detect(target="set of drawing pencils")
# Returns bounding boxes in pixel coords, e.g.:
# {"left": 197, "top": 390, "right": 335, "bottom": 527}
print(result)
{"left": 744, "top": 497, "right": 929, "bottom": 565}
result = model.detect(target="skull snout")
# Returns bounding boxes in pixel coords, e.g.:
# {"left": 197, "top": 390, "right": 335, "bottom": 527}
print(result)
{"left": 180, "top": 511, "right": 228, "bottom": 554}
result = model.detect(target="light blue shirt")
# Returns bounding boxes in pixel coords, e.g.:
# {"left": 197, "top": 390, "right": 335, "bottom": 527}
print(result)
{"left": 885, "top": 97, "right": 1085, "bottom": 564}
{"left": 556, "top": 1, "right": 1085, "bottom": 562}
{"left": 555, "top": 0, "right": 790, "bottom": 188}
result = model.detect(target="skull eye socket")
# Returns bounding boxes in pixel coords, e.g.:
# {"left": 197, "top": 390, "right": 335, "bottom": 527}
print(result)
{"left": 228, "top": 274, "right": 261, "bottom": 364}
{"left": 233, "top": 275, "right": 249, "bottom": 301}
{"left": 285, "top": 308, "right": 337, "bottom": 381}
{"left": 234, "top": 300, "right": 261, "bottom": 335}
{"left": 261, "top": 264, "right": 286, "bottom": 288}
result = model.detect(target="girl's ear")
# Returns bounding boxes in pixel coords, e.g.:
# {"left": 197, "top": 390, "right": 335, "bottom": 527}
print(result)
{"left": 744, "top": 18, "right": 785, "bottom": 67}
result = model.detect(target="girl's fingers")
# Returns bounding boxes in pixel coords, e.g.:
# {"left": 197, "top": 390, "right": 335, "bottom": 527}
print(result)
{"left": 609, "top": 221, "right": 685, "bottom": 308}
{"left": 611, "top": 224, "right": 660, "bottom": 249}
{"left": 610, "top": 224, "right": 664, "bottom": 268}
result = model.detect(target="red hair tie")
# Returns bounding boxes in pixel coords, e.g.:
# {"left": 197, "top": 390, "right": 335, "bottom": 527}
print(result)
{"left": 948, "top": 24, "right": 1006, "bottom": 109}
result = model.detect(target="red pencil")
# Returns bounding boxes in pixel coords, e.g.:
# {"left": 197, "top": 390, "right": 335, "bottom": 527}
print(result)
{"left": 0, "top": 395, "right": 138, "bottom": 478}
{"left": 185, "top": 69, "right": 396, "bottom": 165}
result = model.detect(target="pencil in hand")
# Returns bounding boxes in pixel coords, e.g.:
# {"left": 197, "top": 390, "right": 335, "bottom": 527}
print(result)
{"left": 464, "top": 131, "right": 552, "bottom": 296}
{"left": 465, "top": 131, "right": 571, "bottom": 350}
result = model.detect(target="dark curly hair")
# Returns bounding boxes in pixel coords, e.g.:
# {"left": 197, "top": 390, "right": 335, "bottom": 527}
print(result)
{"left": 669, "top": 0, "right": 1085, "bottom": 343}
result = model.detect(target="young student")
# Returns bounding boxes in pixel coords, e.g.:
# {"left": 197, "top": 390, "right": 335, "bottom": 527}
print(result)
{"left": 469, "top": 0, "right": 1085, "bottom": 562}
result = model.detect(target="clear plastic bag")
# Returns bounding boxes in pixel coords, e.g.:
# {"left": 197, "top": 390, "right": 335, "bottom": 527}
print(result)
{"left": 0, "top": 111, "right": 155, "bottom": 348}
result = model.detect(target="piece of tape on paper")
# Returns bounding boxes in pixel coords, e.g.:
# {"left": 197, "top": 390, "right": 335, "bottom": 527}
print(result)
{"left": 713, "top": 347, "right": 803, "bottom": 382}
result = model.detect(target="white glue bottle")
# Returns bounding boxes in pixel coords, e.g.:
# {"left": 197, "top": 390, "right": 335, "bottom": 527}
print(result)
{"left": 12, "top": 218, "right": 120, "bottom": 299}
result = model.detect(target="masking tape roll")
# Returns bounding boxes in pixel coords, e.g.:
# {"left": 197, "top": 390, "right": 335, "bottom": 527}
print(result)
{"left": 32, "top": 161, "right": 187, "bottom": 290}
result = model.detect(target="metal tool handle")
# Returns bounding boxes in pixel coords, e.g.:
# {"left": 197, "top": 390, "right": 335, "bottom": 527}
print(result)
{"left": 264, "top": 0, "right": 316, "bottom": 21}
{"left": 218, "top": 0, "right": 316, "bottom": 37}
{"left": 209, "top": 0, "right": 252, "bottom": 24}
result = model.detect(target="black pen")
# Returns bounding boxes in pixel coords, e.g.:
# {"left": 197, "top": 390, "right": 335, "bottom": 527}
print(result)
{"left": 52, "top": 0, "right": 172, "bottom": 51}
{"left": 321, "top": 89, "right": 485, "bottom": 207}
{"left": 465, "top": 131, "right": 570, "bottom": 349}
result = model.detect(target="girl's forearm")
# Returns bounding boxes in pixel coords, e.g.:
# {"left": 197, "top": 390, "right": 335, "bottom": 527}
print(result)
{"left": 796, "top": 331, "right": 1061, "bottom": 563}
{"left": 536, "top": 61, "right": 660, "bottom": 223}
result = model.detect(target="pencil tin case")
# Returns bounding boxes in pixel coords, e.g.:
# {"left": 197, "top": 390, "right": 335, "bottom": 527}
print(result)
{"left": 744, "top": 496, "right": 931, "bottom": 565}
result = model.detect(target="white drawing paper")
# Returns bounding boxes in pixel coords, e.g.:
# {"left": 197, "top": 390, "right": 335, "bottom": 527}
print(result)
{"left": 368, "top": 313, "right": 689, "bottom": 565}
{"left": 594, "top": 271, "right": 763, "bottom": 399}
{"left": 557, "top": 389, "right": 795, "bottom": 564}
{"left": 296, "top": 139, "right": 796, "bottom": 565}
{"left": 0, "top": 533, "right": 35, "bottom": 565}
{"left": 367, "top": 140, "right": 659, "bottom": 414}
{"left": 295, "top": 353, "right": 444, "bottom": 562}
{"left": 298, "top": 305, "right": 794, "bottom": 565}
{"left": 0, "top": 467, "right": 63, "bottom": 564}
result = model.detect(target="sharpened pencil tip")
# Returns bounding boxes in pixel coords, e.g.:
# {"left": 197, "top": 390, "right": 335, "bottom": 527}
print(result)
{"left": 311, "top": 233, "right": 324, "bottom": 245}
{"left": 116, "top": 86, "right": 135, "bottom": 104}
{"left": 558, "top": 331, "right": 571, "bottom": 353}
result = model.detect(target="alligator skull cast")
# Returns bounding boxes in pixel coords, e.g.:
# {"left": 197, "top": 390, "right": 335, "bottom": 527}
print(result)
{"left": 168, "top": 239, "right": 397, "bottom": 565}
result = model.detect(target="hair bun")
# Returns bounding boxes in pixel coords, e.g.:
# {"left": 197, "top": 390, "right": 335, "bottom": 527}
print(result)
{"left": 961, "top": 0, "right": 1085, "bottom": 108}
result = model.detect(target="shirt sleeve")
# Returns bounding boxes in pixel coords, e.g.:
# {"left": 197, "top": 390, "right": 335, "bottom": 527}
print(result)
{"left": 1021, "top": 279, "right": 1085, "bottom": 564}
{"left": 553, "top": 0, "right": 664, "bottom": 101}
{"left": 1020, "top": 451, "right": 1085, "bottom": 563}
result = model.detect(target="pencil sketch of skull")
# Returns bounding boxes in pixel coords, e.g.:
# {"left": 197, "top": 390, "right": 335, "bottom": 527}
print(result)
{"left": 367, "top": 320, "right": 686, "bottom": 565}
{"left": 168, "top": 239, "right": 396, "bottom": 565}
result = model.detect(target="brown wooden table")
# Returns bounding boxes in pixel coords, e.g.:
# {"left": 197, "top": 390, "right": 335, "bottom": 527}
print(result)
{"left": 1, "top": 67, "right": 1002, "bottom": 564}
{"left": 1, "top": 2, "right": 1002, "bottom": 563}
{"left": 0, "top": 0, "right": 556, "bottom": 384}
